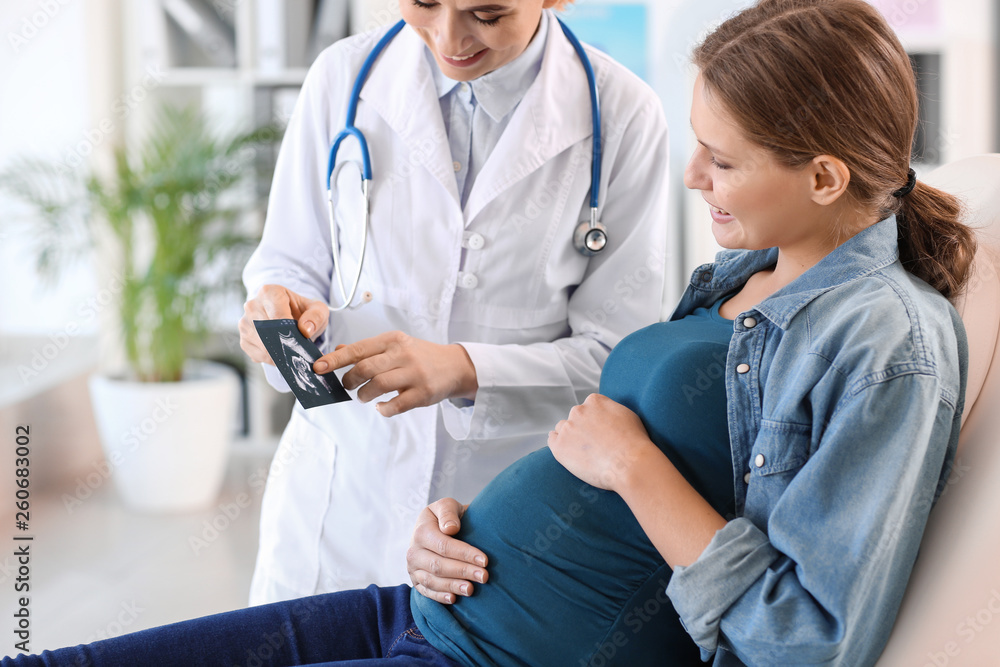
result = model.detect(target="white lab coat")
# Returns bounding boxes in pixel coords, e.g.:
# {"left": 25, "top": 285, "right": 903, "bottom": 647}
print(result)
{"left": 244, "top": 12, "right": 670, "bottom": 603}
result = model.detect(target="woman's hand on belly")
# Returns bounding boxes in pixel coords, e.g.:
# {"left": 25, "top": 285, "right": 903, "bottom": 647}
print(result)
{"left": 407, "top": 498, "right": 490, "bottom": 604}
{"left": 551, "top": 395, "right": 728, "bottom": 569}
{"left": 548, "top": 393, "right": 658, "bottom": 493}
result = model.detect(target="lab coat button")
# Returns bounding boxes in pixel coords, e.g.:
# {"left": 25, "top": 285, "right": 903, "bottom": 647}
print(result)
{"left": 736, "top": 363, "right": 750, "bottom": 374}
{"left": 459, "top": 272, "right": 479, "bottom": 289}
{"left": 755, "top": 454, "right": 765, "bottom": 468}
{"left": 463, "top": 232, "right": 485, "bottom": 250}
{"left": 744, "top": 472, "right": 751, "bottom": 484}
{"left": 743, "top": 317, "right": 757, "bottom": 329}
{"left": 453, "top": 161, "right": 462, "bottom": 172}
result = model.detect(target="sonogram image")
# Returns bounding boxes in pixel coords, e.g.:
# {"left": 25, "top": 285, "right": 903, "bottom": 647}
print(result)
{"left": 278, "top": 331, "right": 332, "bottom": 396}
{"left": 254, "top": 319, "right": 351, "bottom": 408}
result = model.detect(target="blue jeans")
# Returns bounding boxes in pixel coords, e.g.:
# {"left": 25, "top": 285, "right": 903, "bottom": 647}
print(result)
{"left": 2, "top": 584, "right": 461, "bottom": 667}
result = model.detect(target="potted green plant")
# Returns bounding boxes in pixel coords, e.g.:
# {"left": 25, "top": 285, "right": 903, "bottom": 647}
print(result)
{"left": 0, "top": 105, "right": 281, "bottom": 512}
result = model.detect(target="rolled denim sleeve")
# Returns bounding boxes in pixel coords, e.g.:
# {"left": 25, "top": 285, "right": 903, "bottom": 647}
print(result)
{"left": 667, "top": 519, "right": 780, "bottom": 649}
{"left": 668, "top": 372, "right": 959, "bottom": 665}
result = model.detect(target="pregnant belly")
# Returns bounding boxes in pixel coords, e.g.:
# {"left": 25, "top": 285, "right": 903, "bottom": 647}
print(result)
{"left": 443, "top": 448, "right": 692, "bottom": 666}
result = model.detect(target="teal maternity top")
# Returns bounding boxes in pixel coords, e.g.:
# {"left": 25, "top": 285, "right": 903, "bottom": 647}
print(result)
{"left": 412, "top": 301, "right": 736, "bottom": 666}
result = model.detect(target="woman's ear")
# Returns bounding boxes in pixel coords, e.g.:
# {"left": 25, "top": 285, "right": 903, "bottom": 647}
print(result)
{"left": 808, "top": 155, "right": 851, "bottom": 206}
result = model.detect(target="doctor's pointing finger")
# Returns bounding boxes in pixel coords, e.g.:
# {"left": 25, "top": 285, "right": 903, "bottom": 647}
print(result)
{"left": 315, "top": 332, "right": 479, "bottom": 417}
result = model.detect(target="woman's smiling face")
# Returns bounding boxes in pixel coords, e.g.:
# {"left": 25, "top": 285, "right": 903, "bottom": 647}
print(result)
{"left": 684, "top": 74, "right": 823, "bottom": 254}
{"left": 400, "top": 0, "right": 556, "bottom": 81}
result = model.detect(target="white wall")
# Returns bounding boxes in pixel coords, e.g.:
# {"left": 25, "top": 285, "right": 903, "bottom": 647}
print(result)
{"left": 0, "top": 1, "right": 96, "bottom": 336}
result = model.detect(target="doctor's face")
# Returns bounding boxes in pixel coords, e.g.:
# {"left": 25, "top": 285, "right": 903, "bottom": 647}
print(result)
{"left": 401, "top": 0, "right": 558, "bottom": 81}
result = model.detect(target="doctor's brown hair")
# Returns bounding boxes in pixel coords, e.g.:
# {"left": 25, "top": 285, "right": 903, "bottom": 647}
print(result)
{"left": 693, "top": 0, "right": 975, "bottom": 298}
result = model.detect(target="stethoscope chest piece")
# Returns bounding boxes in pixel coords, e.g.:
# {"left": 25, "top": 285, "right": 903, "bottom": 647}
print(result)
{"left": 574, "top": 219, "right": 608, "bottom": 256}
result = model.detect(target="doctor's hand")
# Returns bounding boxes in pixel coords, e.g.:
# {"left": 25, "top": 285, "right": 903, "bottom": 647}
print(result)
{"left": 239, "top": 284, "right": 330, "bottom": 365}
{"left": 407, "top": 498, "right": 489, "bottom": 604}
{"left": 548, "top": 393, "right": 658, "bottom": 494}
{"left": 313, "top": 331, "right": 478, "bottom": 417}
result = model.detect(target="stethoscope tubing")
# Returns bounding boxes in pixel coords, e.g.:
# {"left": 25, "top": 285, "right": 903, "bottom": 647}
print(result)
{"left": 325, "top": 17, "right": 603, "bottom": 311}
{"left": 327, "top": 19, "right": 405, "bottom": 185}
{"left": 325, "top": 21, "right": 404, "bottom": 311}
{"left": 555, "top": 18, "right": 601, "bottom": 212}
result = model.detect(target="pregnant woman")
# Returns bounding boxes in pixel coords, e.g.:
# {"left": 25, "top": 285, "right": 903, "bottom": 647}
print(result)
{"left": 3, "top": 1, "right": 974, "bottom": 665}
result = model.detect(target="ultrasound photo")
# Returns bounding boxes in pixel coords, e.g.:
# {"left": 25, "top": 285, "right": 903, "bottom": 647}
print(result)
{"left": 253, "top": 319, "right": 352, "bottom": 408}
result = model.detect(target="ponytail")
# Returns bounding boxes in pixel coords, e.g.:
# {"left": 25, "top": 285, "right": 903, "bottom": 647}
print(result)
{"left": 692, "top": 0, "right": 977, "bottom": 300}
{"left": 894, "top": 181, "right": 976, "bottom": 299}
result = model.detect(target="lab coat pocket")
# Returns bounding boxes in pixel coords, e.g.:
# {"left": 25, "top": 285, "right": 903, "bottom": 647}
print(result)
{"left": 744, "top": 419, "right": 810, "bottom": 524}
{"left": 255, "top": 409, "right": 337, "bottom": 593}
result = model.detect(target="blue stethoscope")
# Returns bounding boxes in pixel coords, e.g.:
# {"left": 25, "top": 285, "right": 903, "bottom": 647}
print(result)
{"left": 326, "top": 18, "right": 605, "bottom": 312}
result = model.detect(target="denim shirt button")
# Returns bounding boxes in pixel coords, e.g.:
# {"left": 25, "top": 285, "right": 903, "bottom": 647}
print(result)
{"left": 743, "top": 471, "right": 751, "bottom": 484}
{"left": 754, "top": 453, "right": 765, "bottom": 468}
{"left": 700, "top": 271, "right": 713, "bottom": 283}
{"left": 737, "top": 363, "right": 751, "bottom": 374}
{"left": 743, "top": 317, "right": 758, "bottom": 329}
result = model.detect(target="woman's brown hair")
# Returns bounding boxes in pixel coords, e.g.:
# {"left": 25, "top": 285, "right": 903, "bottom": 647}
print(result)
{"left": 693, "top": 0, "right": 976, "bottom": 298}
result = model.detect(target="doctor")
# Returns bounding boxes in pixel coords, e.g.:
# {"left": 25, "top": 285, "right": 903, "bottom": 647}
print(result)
{"left": 239, "top": 0, "right": 670, "bottom": 603}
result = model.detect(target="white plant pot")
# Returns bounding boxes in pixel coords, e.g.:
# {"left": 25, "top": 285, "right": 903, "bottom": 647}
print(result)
{"left": 88, "top": 360, "right": 240, "bottom": 513}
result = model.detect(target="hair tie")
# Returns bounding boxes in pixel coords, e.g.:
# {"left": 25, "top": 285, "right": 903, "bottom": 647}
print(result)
{"left": 893, "top": 168, "right": 917, "bottom": 198}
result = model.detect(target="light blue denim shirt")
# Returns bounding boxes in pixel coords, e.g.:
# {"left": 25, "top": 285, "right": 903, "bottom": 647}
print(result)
{"left": 665, "top": 216, "right": 968, "bottom": 666}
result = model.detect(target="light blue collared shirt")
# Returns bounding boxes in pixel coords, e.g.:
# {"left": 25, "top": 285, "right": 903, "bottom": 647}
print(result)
{"left": 666, "top": 216, "right": 968, "bottom": 666}
{"left": 426, "top": 10, "right": 549, "bottom": 207}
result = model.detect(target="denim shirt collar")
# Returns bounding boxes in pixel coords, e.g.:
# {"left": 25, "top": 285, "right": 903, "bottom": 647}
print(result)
{"left": 691, "top": 215, "right": 901, "bottom": 330}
